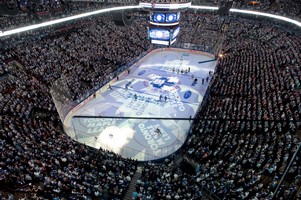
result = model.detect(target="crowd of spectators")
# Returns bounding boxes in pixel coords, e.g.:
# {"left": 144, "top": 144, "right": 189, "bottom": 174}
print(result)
{"left": 133, "top": 159, "right": 203, "bottom": 199}
{"left": 1, "top": 0, "right": 301, "bottom": 33}
{"left": 135, "top": 13, "right": 301, "bottom": 200}
{"left": 0, "top": 1, "right": 121, "bottom": 32}
{"left": 178, "top": 14, "right": 225, "bottom": 53}
{"left": 0, "top": 5, "right": 300, "bottom": 200}
{"left": 0, "top": 13, "right": 148, "bottom": 199}
{"left": 184, "top": 119, "right": 300, "bottom": 199}
{"left": 185, "top": 13, "right": 301, "bottom": 199}
{"left": 0, "top": 116, "right": 138, "bottom": 199}
{"left": 192, "top": 0, "right": 301, "bottom": 21}
{"left": 1, "top": 16, "right": 148, "bottom": 118}
{"left": 204, "top": 20, "right": 301, "bottom": 122}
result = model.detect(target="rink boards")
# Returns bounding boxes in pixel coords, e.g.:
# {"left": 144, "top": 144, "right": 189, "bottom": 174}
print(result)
{"left": 64, "top": 48, "right": 217, "bottom": 161}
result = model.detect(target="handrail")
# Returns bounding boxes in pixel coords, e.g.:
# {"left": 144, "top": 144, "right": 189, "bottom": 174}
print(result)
{"left": 272, "top": 142, "right": 301, "bottom": 199}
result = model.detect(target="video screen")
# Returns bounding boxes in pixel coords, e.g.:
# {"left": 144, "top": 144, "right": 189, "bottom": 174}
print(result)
{"left": 151, "top": 38, "right": 176, "bottom": 46}
{"left": 172, "top": 26, "right": 180, "bottom": 39}
{"left": 150, "top": 12, "right": 180, "bottom": 23}
{"left": 177, "top": 12, "right": 180, "bottom": 21}
{"left": 166, "top": 13, "right": 177, "bottom": 23}
{"left": 148, "top": 25, "right": 180, "bottom": 46}
{"left": 149, "top": 28, "right": 170, "bottom": 41}
{"left": 152, "top": 13, "right": 166, "bottom": 23}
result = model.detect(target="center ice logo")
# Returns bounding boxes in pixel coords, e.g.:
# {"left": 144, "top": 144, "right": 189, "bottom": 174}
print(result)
{"left": 150, "top": 77, "right": 176, "bottom": 89}
{"left": 145, "top": 74, "right": 180, "bottom": 92}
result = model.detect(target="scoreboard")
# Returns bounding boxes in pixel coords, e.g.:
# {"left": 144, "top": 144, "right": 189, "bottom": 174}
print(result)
{"left": 148, "top": 25, "right": 180, "bottom": 45}
{"left": 150, "top": 12, "right": 180, "bottom": 24}
{"left": 148, "top": 11, "right": 181, "bottom": 46}
{"left": 139, "top": 1, "right": 191, "bottom": 46}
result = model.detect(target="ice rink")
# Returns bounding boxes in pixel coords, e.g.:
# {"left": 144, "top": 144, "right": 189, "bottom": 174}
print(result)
{"left": 64, "top": 48, "right": 217, "bottom": 161}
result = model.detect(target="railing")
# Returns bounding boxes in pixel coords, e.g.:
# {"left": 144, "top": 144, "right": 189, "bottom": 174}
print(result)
{"left": 53, "top": 44, "right": 216, "bottom": 125}
{"left": 172, "top": 42, "right": 217, "bottom": 55}
{"left": 52, "top": 46, "right": 217, "bottom": 161}
{"left": 273, "top": 142, "right": 301, "bottom": 199}
{"left": 51, "top": 47, "right": 155, "bottom": 123}
{"left": 70, "top": 115, "right": 191, "bottom": 161}
{"left": 119, "top": 137, "right": 185, "bottom": 161}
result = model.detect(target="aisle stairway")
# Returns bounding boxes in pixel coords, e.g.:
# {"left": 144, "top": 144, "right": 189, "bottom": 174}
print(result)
{"left": 124, "top": 165, "right": 142, "bottom": 200}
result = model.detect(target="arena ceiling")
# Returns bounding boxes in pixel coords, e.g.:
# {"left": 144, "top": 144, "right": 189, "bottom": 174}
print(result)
{"left": 0, "top": 4, "right": 300, "bottom": 38}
